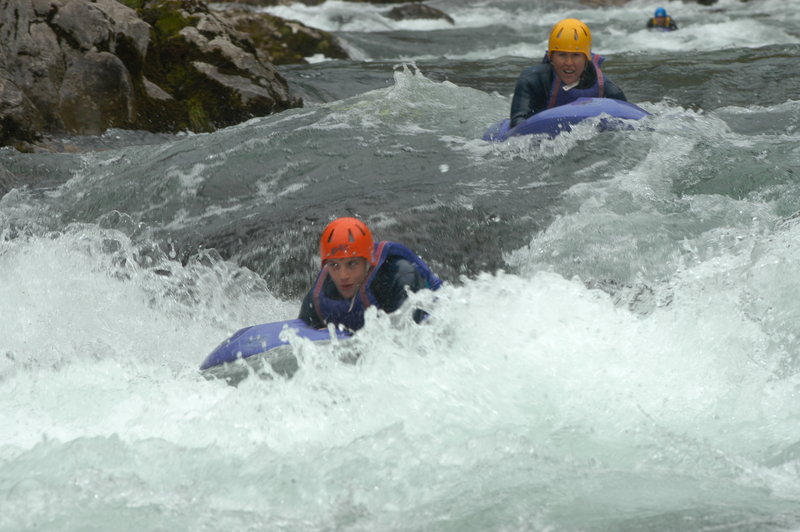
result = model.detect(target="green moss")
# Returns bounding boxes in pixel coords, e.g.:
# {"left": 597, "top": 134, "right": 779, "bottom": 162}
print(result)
{"left": 140, "top": 1, "right": 193, "bottom": 41}
{"left": 154, "top": 11, "right": 190, "bottom": 37}
{"left": 134, "top": 0, "right": 301, "bottom": 134}
{"left": 187, "top": 98, "right": 212, "bottom": 132}
{"left": 115, "top": 0, "right": 145, "bottom": 9}
{"left": 224, "top": 11, "right": 348, "bottom": 65}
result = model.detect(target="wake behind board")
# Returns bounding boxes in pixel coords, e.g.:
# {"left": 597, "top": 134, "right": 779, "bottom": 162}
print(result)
{"left": 200, "top": 319, "right": 352, "bottom": 385}
{"left": 482, "top": 97, "right": 650, "bottom": 142}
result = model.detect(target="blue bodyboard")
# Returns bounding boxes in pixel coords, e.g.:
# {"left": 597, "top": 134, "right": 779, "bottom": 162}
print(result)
{"left": 200, "top": 319, "right": 352, "bottom": 384}
{"left": 483, "top": 97, "right": 650, "bottom": 142}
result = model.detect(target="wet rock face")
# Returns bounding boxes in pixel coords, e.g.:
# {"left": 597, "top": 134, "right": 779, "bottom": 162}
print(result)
{"left": 0, "top": 0, "right": 151, "bottom": 143}
{"left": 138, "top": 0, "right": 303, "bottom": 132}
{"left": 204, "top": 0, "right": 326, "bottom": 5}
{"left": 345, "top": 0, "right": 409, "bottom": 3}
{"left": 213, "top": 7, "right": 349, "bottom": 65}
{"left": 0, "top": 0, "right": 309, "bottom": 147}
{"left": 58, "top": 51, "right": 136, "bottom": 134}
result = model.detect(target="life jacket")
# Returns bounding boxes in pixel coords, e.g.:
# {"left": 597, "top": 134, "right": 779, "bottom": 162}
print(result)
{"left": 312, "top": 241, "right": 442, "bottom": 331}
{"left": 649, "top": 16, "right": 674, "bottom": 28}
{"left": 543, "top": 52, "right": 606, "bottom": 109}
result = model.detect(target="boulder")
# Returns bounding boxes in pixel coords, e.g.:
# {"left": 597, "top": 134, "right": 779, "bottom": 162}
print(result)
{"left": 211, "top": 0, "right": 326, "bottom": 5}
{"left": 0, "top": 162, "right": 22, "bottom": 198}
{"left": 132, "top": 0, "right": 303, "bottom": 132}
{"left": 213, "top": 7, "right": 349, "bottom": 65}
{"left": 58, "top": 51, "right": 136, "bottom": 134}
{"left": 0, "top": 0, "right": 151, "bottom": 143}
{"left": 0, "top": 0, "right": 305, "bottom": 148}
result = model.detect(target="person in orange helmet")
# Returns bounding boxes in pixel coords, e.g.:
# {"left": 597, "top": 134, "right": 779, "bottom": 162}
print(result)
{"left": 509, "top": 18, "right": 627, "bottom": 128}
{"left": 298, "top": 217, "right": 442, "bottom": 331}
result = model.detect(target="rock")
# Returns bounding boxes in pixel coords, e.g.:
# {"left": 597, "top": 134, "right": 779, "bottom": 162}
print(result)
{"left": 0, "top": 73, "right": 45, "bottom": 146}
{"left": 52, "top": 0, "right": 150, "bottom": 57}
{"left": 213, "top": 7, "right": 349, "bottom": 65}
{"left": 385, "top": 3, "right": 454, "bottom": 24}
{"left": 214, "top": 0, "right": 325, "bottom": 5}
{"left": 0, "top": 163, "right": 19, "bottom": 197}
{"left": 345, "top": 0, "right": 409, "bottom": 3}
{"left": 0, "top": 0, "right": 305, "bottom": 147}
{"left": 143, "top": 77, "right": 173, "bottom": 100}
{"left": 138, "top": 0, "right": 302, "bottom": 132}
{"left": 0, "top": 0, "right": 148, "bottom": 142}
{"left": 58, "top": 51, "right": 136, "bottom": 134}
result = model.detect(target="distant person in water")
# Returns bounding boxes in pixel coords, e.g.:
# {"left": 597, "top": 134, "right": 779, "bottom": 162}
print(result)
{"left": 647, "top": 7, "right": 678, "bottom": 31}
{"left": 509, "top": 18, "right": 627, "bottom": 129}
{"left": 298, "top": 216, "right": 442, "bottom": 331}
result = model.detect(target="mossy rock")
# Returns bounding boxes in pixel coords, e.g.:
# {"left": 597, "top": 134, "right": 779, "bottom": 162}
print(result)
{"left": 131, "top": 0, "right": 300, "bottom": 133}
{"left": 344, "top": 0, "right": 414, "bottom": 3}
{"left": 210, "top": 0, "right": 326, "bottom": 5}
{"left": 216, "top": 8, "right": 349, "bottom": 65}
{"left": 116, "top": 0, "right": 146, "bottom": 8}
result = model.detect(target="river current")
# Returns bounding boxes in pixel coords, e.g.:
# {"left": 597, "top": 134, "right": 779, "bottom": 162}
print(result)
{"left": 2, "top": 0, "right": 800, "bottom": 530}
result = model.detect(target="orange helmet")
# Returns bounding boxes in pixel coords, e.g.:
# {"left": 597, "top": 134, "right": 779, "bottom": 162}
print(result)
{"left": 548, "top": 18, "right": 592, "bottom": 61}
{"left": 319, "top": 217, "right": 374, "bottom": 264}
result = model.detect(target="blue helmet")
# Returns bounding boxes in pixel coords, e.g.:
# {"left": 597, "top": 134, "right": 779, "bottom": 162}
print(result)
{"left": 654, "top": 7, "right": 667, "bottom": 17}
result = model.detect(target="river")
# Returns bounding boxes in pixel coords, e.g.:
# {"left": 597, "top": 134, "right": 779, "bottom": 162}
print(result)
{"left": 1, "top": 0, "right": 800, "bottom": 530}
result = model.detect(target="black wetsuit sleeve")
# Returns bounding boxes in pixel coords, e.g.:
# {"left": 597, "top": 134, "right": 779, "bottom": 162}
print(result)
{"left": 509, "top": 65, "right": 551, "bottom": 128}
{"left": 373, "top": 257, "right": 428, "bottom": 322}
{"left": 646, "top": 18, "right": 654, "bottom": 29}
{"left": 298, "top": 289, "right": 325, "bottom": 329}
{"left": 603, "top": 78, "right": 627, "bottom": 102}
{"left": 670, "top": 20, "right": 678, "bottom": 30}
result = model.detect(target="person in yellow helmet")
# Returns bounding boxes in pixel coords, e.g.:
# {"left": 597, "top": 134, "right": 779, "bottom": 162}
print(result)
{"left": 509, "top": 18, "right": 627, "bottom": 128}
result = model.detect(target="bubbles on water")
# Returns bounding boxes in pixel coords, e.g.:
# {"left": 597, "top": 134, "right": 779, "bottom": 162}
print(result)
{"left": 0, "top": 217, "right": 295, "bottom": 386}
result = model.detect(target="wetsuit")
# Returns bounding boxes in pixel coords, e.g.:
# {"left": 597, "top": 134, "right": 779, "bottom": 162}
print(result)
{"left": 509, "top": 53, "right": 627, "bottom": 128}
{"left": 647, "top": 17, "right": 678, "bottom": 31}
{"left": 298, "top": 241, "right": 441, "bottom": 331}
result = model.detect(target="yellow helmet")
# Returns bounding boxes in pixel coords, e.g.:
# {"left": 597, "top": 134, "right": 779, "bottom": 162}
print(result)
{"left": 548, "top": 18, "right": 592, "bottom": 61}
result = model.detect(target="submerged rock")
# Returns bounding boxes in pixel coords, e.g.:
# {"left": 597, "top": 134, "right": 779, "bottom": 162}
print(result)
{"left": 385, "top": 3, "right": 454, "bottom": 24}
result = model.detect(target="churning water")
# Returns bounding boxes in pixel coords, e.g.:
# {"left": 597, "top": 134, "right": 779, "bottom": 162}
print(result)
{"left": 2, "top": 0, "right": 800, "bottom": 530}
